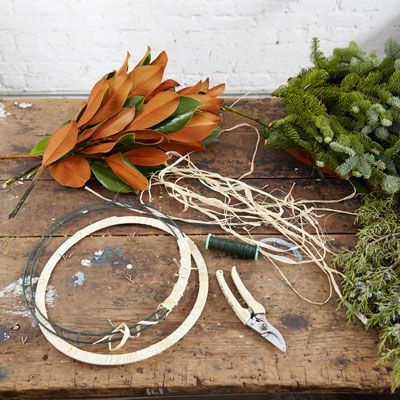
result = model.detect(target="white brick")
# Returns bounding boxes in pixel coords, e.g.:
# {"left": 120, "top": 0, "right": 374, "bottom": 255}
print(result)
{"left": 0, "top": 0, "right": 398, "bottom": 94}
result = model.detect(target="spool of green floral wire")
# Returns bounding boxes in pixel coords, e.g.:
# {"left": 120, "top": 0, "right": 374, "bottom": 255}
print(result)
{"left": 204, "top": 234, "right": 303, "bottom": 262}
{"left": 204, "top": 234, "right": 259, "bottom": 259}
{"left": 22, "top": 200, "right": 186, "bottom": 345}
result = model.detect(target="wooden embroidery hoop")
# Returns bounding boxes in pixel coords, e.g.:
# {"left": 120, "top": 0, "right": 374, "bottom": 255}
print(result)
{"left": 35, "top": 216, "right": 209, "bottom": 365}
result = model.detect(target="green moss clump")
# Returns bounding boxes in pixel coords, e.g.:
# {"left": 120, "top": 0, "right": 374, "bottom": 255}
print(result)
{"left": 264, "top": 37, "right": 400, "bottom": 194}
{"left": 332, "top": 194, "right": 400, "bottom": 391}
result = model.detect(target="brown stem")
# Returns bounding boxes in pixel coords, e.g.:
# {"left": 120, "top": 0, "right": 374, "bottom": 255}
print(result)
{"left": 222, "top": 105, "right": 271, "bottom": 129}
{"left": 0, "top": 154, "right": 42, "bottom": 160}
{"left": 371, "top": 232, "right": 400, "bottom": 245}
{"left": 2, "top": 162, "right": 42, "bottom": 188}
{"left": 8, "top": 166, "right": 44, "bottom": 219}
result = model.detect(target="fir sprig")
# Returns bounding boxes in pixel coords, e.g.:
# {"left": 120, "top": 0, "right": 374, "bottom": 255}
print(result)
{"left": 263, "top": 37, "right": 400, "bottom": 195}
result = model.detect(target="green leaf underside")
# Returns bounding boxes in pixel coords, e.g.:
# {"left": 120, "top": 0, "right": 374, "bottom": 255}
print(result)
{"left": 114, "top": 133, "right": 136, "bottom": 150}
{"left": 124, "top": 96, "right": 145, "bottom": 110}
{"left": 153, "top": 96, "right": 203, "bottom": 133}
{"left": 30, "top": 137, "right": 49, "bottom": 155}
{"left": 202, "top": 127, "right": 221, "bottom": 146}
{"left": 135, "top": 164, "right": 164, "bottom": 176}
{"left": 90, "top": 160, "right": 138, "bottom": 194}
{"left": 143, "top": 54, "right": 151, "bottom": 65}
{"left": 105, "top": 70, "right": 116, "bottom": 80}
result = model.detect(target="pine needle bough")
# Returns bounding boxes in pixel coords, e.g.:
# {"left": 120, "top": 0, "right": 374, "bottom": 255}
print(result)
{"left": 263, "top": 37, "right": 400, "bottom": 195}
{"left": 332, "top": 194, "right": 400, "bottom": 391}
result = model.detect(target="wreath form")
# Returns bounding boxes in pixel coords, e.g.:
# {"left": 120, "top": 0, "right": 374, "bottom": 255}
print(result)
{"left": 35, "top": 230, "right": 208, "bottom": 365}
{"left": 23, "top": 202, "right": 190, "bottom": 345}
{"left": 23, "top": 201, "right": 209, "bottom": 364}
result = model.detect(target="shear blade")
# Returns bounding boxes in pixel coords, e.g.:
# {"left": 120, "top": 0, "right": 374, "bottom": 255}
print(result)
{"left": 261, "top": 323, "right": 286, "bottom": 353}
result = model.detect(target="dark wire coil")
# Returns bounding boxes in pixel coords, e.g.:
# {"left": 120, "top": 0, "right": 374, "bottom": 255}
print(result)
{"left": 22, "top": 200, "right": 183, "bottom": 345}
{"left": 204, "top": 234, "right": 258, "bottom": 260}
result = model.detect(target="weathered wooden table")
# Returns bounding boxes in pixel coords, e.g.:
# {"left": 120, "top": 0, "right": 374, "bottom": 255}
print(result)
{"left": 0, "top": 98, "right": 394, "bottom": 398}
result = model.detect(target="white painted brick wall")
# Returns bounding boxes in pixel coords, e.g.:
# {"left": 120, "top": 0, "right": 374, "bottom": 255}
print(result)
{"left": 0, "top": 0, "right": 399, "bottom": 95}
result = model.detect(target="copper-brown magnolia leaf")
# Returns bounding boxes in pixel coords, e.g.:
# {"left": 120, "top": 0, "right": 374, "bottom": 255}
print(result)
{"left": 77, "top": 79, "right": 109, "bottom": 127}
{"left": 42, "top": 121, "right": 79, "bottom": 166}
{"left": 200, "top": 78, "right": 209, "bottom": 93}
{"left": 88, "top": 74, "right": 132, "bottom": 125}
{"left": 151, "top": 51, "right": 168, "bottom": 69}
{"left": 107, "top": 74, "right": 129, "bottom": 93}
{"left": 92, "top": 107, "right": 135, "bottom": 139}
{"left": 76, "top": 126, "right": 98, "bottom": 144}
{"left": 168, "top": 112, "right": 220, "bottom": 143}
{"left": 48, "top": 155, "right": 91, "bottom": 188}
{"left": 134, "top": 46, "right": 151, "bottom": 69}
{"left": 129, "top": 65, "right": 163, "bottom": 97}
{"left": 207, "top": 83, "right": 225, "bottom": 97}
{"left": 146, "top": 79, "right": 179, "bottom": 101}
{"left": 177, "top": 80, "right": 202, "bottom": 95}
{"left": 126, "top": 92, "right": 179, "bottom": 130}
{"left": 74, "top": 100, "right": 87, "bottom": 121}
{"left": 80, "top": 141, "right": 117, "bottom": 154}
{"left": 106, "top": 152, "right": 148, "bottom": 190}
{"left": 161, "top": 140, "right": 206, "bottom": 154}
{"left": 125, "top": 147, "right": 168, "bottom": 166}
{"left": 133, "top": 129, "right": 168, "bottom": 145}
{"left": 189, "top": 94, "right": 224, "bottom": 113}
{"left": 117, "top": 51, "right": 131, "bottom": 75}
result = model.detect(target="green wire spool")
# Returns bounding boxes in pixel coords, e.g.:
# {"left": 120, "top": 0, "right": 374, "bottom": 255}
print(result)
{"left": 205, "top": 233, "right": 259, "bottom": 260}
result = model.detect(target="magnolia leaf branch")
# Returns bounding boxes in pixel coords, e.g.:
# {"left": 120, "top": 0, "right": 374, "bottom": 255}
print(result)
{"left": 2, "top": 48, "right": 225, "bottom": 218}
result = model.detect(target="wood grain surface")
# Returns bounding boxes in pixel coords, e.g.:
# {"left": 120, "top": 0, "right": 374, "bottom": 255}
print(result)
{"left": 0, "top": 98, "right": 393, "bottom": 398}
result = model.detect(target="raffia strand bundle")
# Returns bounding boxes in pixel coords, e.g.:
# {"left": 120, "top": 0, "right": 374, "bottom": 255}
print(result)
{"left": 141, "top": 123, "right": 358, "bottom": 308}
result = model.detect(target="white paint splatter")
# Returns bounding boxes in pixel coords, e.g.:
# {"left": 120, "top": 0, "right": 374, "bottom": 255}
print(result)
{"left": 126, "top": 264, "right": 133, "bottom": 270}
{"left": 81, "top": 259, "right": 91, "bottom": 267}
{"left": 72, "top": 271, "right": 85, "bottom": 287}
{"left": 0, "top": 103, "right": 10, "bottom": 119}
{"left": 14, "top": 102, "right": 32, "bottom": 109}
{"left": 0, "top": 277, "right": 35, "bottom": 298}
{"left": 0, "top": 278, "right": 58, "bottom": 324}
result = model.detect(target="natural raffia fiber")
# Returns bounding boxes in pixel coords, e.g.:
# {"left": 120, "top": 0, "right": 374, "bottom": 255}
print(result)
{"left": 142, "top": 123, "right": 358, "bottom": 307}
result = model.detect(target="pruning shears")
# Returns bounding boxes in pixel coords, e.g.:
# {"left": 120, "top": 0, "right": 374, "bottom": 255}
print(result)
{"left": 216, "top": 266, "right": 286, "bottom": 352}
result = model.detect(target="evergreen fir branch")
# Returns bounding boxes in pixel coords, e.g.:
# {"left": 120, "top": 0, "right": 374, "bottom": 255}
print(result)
{"left": 384, "top": 37, "right": 400, "bottom": 59}
{"left": 265, "top": 37, "right": 400, "bottom": 195}
{"left": 310, "top": 37, "right": 326, "bottom": 68}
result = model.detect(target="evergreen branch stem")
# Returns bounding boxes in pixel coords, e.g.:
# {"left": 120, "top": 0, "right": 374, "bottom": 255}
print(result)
{"left": 222, "top": 105, "right": 271, "bottom": 128}
{"left": 371, "top": 232, "right": 400, "bottom": 245}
